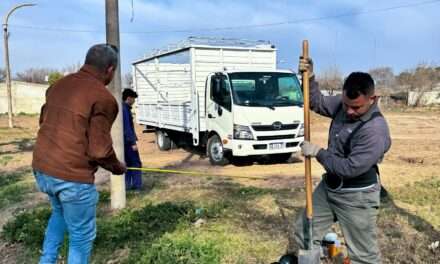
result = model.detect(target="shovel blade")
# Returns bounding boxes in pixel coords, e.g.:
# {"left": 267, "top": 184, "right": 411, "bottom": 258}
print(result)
{"left": 298, "top": 248, "right": 321, "bottom": 264}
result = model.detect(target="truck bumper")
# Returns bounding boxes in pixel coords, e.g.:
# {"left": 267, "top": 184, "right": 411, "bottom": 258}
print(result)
{"left": 230, "top": 137, "right": 304, "bottom": 156}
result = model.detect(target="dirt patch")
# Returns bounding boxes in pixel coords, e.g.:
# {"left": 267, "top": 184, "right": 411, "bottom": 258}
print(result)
{"left": 398, "top": 156, "right": 424, "bottom": 164}
{"left": 0, "top": 241, "right": 26, "bottom": 264}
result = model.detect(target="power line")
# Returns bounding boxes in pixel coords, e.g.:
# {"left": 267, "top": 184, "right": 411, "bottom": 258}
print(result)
{"left": 8, "top": 0, "right": 440, "bottom": 35}
{"left": 130, "top": 0, "right": 134, "bottom": 23}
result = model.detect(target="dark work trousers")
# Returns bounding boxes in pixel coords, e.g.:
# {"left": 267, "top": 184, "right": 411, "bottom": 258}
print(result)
{"left": 294, "top": 181, "right": 381, "bottom": 264}
{"left": 124, "top": 145, "right": 142, "bottom": 190}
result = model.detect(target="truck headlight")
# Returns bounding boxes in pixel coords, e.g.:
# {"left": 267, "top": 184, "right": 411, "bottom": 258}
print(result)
{"left": 298, "top": 123, "right": 304, "bottom": 137}
{"left": 233, "top": 124, "right": 254, "bottom": 140}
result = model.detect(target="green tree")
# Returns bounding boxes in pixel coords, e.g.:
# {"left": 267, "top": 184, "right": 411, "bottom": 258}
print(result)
{"left": 48, "top": 72, "right": 64, "bottom": 86}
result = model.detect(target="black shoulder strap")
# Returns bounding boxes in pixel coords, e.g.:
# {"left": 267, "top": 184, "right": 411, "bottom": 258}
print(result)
{"left": 343, "top": 111, "right": 383, "bottom": 156}
{"left": 328, "top": 103, "right": 343, "bottom": 146}
{"left": 332, "top": 103, "right": 343, "bottom": 119}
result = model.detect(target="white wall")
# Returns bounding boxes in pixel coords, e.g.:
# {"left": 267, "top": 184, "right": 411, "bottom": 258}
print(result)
{"left": 0, "top": 81, "right": 48, "bottom": 114}
{"left": 408, "top": 91, "right": 440, "bottom": 106}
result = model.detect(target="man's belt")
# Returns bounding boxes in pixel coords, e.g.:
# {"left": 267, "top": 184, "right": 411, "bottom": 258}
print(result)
{"left": 325, "top": 165, "right": 379, "bottom": 191}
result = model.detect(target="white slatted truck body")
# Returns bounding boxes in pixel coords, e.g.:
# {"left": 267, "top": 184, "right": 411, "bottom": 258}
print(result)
{"left": 133, "top": 40, "right": 304, "bottom": 165}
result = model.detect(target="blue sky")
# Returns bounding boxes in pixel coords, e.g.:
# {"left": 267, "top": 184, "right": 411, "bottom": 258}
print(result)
{"left": 1, "top": 0, "right": 439, "bottom": 77}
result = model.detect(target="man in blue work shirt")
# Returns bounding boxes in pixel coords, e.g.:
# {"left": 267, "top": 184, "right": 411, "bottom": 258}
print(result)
{"left": 295, "top": 58, "right": 391, "bottom": 263}
{"left": 122, "top": 89, "right": 142, "bottom": 190}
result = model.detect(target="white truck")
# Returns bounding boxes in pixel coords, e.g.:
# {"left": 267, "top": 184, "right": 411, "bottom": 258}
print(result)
{"left": 132, "top": 37, "right": 304, "bottom": 165}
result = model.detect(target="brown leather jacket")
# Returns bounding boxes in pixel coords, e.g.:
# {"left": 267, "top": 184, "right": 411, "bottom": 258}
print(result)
{"left": 32, "top": 65, "right": 126, "bottom": 184}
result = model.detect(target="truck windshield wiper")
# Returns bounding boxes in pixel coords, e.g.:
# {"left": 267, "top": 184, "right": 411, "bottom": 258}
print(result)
{"left": 242, "top": 101, "right": 275, "bottom": 110}
{"left": 273, "top": 101, "right": 303, "bottom": 107}
{"left": 265, "top": 105, "right": 275, "bottom": 110}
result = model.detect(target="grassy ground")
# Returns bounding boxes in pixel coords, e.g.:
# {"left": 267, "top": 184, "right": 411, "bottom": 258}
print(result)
{"left": 1, "top": 109, "right": 440, "bottom": 263}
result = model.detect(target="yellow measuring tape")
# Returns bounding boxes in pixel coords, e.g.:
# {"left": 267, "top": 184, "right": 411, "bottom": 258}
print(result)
{"left": 127, "top": 167, "right": 268, "bottom": 181}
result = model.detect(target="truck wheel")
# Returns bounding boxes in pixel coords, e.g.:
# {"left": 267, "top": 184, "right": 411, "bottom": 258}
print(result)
{"left": 156, "top": 130, "right": 171, "bottom": 151}
{"left": 269, "top": 153, "right": 292, "bottom": 163}
{"left": 207, "top": 135, "right": 229, "bottom": 166}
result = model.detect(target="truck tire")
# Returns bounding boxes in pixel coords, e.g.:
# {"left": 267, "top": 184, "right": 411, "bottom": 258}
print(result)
{"left": 207, "top": 135, "right": 229, "bottom": 166}
{"left": 156, "top": 130, "right": 171, "bottom": 151}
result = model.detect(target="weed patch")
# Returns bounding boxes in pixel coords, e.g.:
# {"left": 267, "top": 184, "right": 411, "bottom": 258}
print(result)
{"left": 0, "top": 169, "right": 25, "bottom": 187}
{"left": 133, "top": 231, "right": 222, "bottom": 264}
{"left": 129, "top": 223, "right": 282, "bottom": 264}
{"left": 230, "top": 186, "right": 272, "bottom": 200}
{"left": 1, "top": 207, "right": 51, "bottom": 249}
{"left": 1, "top": 198, "right": 279, "bottom": 263}
{"left": 0, "top": 168, "right": 33, "bottom": 209}
{"left": 194, "top": 200, "right": 231, "bottom": 219}
{"left": 98, "top": 190, "right": 111, "bottom": 203}
{"left": 95, "top": 201, "right": 196, "bottom": 250}
{"left": 393, "top": 178, "right": 440, "bottom": 206}
{"left": 0, "top": 155, "right": 13, "bottom": 166}
{"left": 0, "top": 183, "right": 31, "bottom": 208}
{"left": 391, "top": 177, "right": 440, "bottom": 229}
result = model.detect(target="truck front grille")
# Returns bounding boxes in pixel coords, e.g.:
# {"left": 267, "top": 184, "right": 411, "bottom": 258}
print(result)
{"left": 252, "top": 123, "right": 299, "bottom": 131}
{"left": 286, "top": 142, "right": 300, "bottom": 148}
{"left": 253, "top": 144, "right": 267, "bottom": 150}
{"left": 256, "top": 134, "right": 295, "bottom": 141}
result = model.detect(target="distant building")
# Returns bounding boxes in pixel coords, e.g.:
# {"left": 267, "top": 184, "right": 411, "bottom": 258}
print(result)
{"left": 320, "top": 90, "right": 342, "bottom": 96}
{"left": 0, "top": 81, "right": 48, "bottom": 114}
{"left": 407, "top": 91, "right": 440, "bottom": 106}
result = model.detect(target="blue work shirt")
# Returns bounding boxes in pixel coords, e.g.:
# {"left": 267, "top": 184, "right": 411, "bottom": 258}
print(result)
{"left": 123, "top": 102, "right": 137, "bottom": 147}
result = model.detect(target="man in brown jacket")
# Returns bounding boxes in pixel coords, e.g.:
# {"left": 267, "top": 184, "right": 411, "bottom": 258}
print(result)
{"left": 32, "top": 43, "right": 126, "bottom": 264}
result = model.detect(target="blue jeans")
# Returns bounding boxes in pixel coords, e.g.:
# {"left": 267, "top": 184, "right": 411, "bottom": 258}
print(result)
{"left": 34, "top": 171, "right": 99, "bottom": 264}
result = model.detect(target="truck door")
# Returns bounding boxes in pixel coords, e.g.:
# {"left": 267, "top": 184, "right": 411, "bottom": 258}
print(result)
{"left": 206, "top": 73, "right": 233, "bottom": 149}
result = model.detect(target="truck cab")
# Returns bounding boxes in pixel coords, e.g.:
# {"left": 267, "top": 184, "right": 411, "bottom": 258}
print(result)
{"left": 205, "top": 70, "right": 304, "bottom": 165}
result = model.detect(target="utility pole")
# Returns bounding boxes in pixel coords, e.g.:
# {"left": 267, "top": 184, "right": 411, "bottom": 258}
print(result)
{"left": 3, "top": 3, "right": 36, "bottom": 128}
{"left": 105, "top": 0, "right": 126, "bottom": 209}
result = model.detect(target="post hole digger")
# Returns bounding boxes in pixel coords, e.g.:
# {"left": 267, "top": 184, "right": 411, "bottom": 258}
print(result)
{"left": 296, "top": 40, "right": 321, "bottom": 264}
{"left": 275, "top": 42, "right": 352, "bottom": 264}
{"left": 275, "top": 40, "right": 321, "bottom": 264}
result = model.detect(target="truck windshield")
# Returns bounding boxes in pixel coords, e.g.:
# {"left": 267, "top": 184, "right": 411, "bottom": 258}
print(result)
{"left": 228, "top": 72, "right": 303, "bottom": 107}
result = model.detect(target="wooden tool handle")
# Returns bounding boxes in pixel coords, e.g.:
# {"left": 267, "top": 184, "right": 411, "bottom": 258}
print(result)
{"left": 302, "top": 40, "right": 313, "bottom": 219}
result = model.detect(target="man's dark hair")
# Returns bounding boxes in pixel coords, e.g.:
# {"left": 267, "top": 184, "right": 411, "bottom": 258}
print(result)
{"left": 123, "top": 89, "right": 138, "bottom": 101}
{"left": 343, "top": 72, "right": 375, "bottom": 99}
{"left": 84, "top": 44, "right": 119, "bottom": 72}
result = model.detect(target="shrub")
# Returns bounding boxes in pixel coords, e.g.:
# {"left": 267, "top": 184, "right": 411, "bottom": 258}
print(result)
{"left": 2, "top": 207, "right": 51, "bottom": 248}
{"left": 135, "top": 232, "right": 221, "bottom": 264}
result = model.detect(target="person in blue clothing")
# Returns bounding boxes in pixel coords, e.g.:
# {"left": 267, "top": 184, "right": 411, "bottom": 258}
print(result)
{"left": 122, "top": 89, "right": 142, "bottom": 190}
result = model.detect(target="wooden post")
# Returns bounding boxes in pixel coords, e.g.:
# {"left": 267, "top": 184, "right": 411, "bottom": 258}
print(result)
{"left": 302, "top": 40, "right": 313, "bottom": 220}
{"left": 105, "top": 0, "right": 126, "bottom": 209}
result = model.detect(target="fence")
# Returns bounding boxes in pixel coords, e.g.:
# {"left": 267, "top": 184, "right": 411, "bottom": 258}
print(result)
{"left": 0, "top": 81, "right": 47, "bottom": 114}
